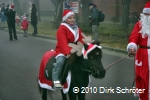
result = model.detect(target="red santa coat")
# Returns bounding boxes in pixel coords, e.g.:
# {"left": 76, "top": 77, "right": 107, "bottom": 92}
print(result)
{"left": 54, "top": 23, "right": 84, "bottom": 58}
{"left": 127, "top": 22, "right": 150, "bottom": 100}
{"left": 21, "top": 20, "right": 29, "bottom": 30}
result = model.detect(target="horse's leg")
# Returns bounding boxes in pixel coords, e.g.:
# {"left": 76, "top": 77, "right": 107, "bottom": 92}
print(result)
{"left": 68, "top": 90, "right": 76, "bottom": 100}
{"left": 61, "top": 89, "right": 67, "bottom": 100}
{"left": 42, "top": 88, "right": 47, "bottom": 100}
{"left": 78, "top": 93, "right": 86, "bottom": 100}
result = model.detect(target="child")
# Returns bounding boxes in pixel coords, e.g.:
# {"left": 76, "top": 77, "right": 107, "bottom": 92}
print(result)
{"left": 52, "top": 10, "right": 84, "bottom": 88}
{"left": 21, "top": 17, "right": 29, "bottom": 37}
{"left": 15, "top": 14, "right": 21, "bottom": 26}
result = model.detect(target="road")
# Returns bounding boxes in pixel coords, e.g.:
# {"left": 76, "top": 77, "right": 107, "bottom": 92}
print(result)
{"left": 0, "top": 30, "right": 138, "bottom": 100}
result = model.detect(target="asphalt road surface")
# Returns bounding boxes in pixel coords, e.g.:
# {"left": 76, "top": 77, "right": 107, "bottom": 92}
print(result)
{"left": 0, "top": 30, "right": 139, "bottom": 100}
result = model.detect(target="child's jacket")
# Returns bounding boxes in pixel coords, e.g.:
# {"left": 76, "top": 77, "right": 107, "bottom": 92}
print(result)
{"left": 21, "top": 20, "right": 29, "bottom": 30}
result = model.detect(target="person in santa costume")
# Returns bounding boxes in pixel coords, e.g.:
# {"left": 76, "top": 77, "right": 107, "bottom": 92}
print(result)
{"left": 51, "top": 9, "right": 84, "bottom": 88}
{"left": 127, "top": 1, "right": 150, "bottom": 100}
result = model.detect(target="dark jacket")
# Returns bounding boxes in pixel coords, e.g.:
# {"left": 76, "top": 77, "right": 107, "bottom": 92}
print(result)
{"left": 31, "top": 6, "right": 37, "bottom": 26}
{"left": 89, "top": 7, "right": 99, "bottom": 26}
{"left": 1, "top": 6, "right": 5, "bottom": 12}
{"left": 4, "top": 9, "right": 16, "bottom": 23}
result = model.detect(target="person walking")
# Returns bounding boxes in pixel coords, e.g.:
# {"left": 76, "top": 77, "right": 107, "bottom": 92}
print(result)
{"left": 127, "top": 1, "right": 150, "bottom": 100}
{"left": 5, "top": 4, "right": 17, "bottom": 40}
{"left": 31, "top": 4, "right": 38, "bottom": 35}
{"left": 21, "top": 17, "right": 29, "bottom": 37}
{"left": 1, "top": 3, "right": 6, "bottom": 28}
{"left": 88, "top": 3, "right": 99, "bottom": 41}
{"left": 50, "top": 9, "right": 84, "bottom": 88}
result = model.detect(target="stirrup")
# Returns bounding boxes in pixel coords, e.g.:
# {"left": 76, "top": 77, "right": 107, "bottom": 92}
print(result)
{"left": 53, "top": 81, "right": 62, "bottom": 88}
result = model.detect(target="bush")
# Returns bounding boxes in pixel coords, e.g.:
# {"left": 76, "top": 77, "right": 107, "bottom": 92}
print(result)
{"left": 110, "top": 16, "right": 121, "bottom": 22}
{"left": 78, "top": 23, "right": 92, "bottom": 33}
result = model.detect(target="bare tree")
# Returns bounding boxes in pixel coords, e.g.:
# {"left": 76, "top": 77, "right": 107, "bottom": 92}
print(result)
{"left": 122, "top": 0, "right": 131, "bottom": 31}
{"left": 33, "top": 0, "right": 41, "bottom": 21}
{"left": 14, "top": 0, "right": 22, "bottom": 15}
{"left": 50, "top": 0, "right": 63, "bottom": 28}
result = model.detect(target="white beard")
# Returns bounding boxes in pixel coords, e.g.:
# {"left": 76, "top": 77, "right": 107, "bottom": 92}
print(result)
{"left": 139, "top": 13, "right": 150, "bottom": 38}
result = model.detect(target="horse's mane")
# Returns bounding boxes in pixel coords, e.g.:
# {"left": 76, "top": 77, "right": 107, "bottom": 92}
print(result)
{"left": 60, "top": 53, "right": 84, "bottom": 84}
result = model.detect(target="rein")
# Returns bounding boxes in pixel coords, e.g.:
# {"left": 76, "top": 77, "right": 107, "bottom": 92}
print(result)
{"left": 105, "top": 53, "right": 133, "bottom": 71}
{"left": 81, "top": 68, "right": 92, "bottom": 73}
{"left": 81, "top": 53, "right": 132, "bottom": 73}
{"left": 81, "top": 60, "right": 95, "bottom": 74}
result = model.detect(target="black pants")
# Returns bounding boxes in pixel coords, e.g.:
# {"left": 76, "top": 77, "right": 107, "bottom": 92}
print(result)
{"left": 33, "top": 25, "right": 37, "bottom": 34}
{"left": 7, "top": 22, "right": 17, "bottom": 40}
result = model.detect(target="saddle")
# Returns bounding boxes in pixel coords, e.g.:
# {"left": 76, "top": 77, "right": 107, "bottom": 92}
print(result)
{"left": 38, "top": 50, "right": 71, "bottom": 93}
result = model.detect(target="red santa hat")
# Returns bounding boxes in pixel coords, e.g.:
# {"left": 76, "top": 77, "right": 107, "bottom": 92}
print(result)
{"left": 143, "top": 0, "right": 150, "bottom": 14}
{"left": 62, "top": 10, "right": 74, "bottom": 22}
{"left": 9, "top": 4, "right": 14, "bottom": 9}
{"left": 82, "top": 43, "right": 102, "bottom": 59}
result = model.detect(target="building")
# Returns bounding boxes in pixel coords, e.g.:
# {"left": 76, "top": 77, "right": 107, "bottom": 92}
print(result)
{"left": 92, "top": 0, "right": 147, "bottom": 21}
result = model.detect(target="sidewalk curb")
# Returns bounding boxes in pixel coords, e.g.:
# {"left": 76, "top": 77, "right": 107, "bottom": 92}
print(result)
{"left": 0, "top": 28, "right": 128, "bottom": 55}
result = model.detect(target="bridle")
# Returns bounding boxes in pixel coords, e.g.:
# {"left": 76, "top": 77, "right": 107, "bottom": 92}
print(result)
{"left": 81, "top": 59, "right": 97, "bottom": 74}
{"left": 82, "top": 68, "right": 92, "bottom": 73}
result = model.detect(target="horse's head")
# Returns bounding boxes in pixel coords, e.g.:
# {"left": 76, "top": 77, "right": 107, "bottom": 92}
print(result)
{"left": 82, "top": 41, "right": 106, "bottom": 79}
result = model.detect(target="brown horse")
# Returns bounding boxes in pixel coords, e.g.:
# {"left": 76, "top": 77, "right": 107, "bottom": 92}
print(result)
{"left": 38, "top": 41, "right": 106, "bottom": 100}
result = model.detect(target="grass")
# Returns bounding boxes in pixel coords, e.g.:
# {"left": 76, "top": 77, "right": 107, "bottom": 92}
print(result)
{"left": 16, "top": 21, "right": 135, "bottom": 50}
{"left": 16, "top": 21, "right": 57, "bottom": 37}
{"left": 97, "top": 23, "right": 134, "bottom": 50}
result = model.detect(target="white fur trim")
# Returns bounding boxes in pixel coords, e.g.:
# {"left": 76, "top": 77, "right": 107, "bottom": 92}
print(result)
{"left": 63, "top": 12, "right": 74, "bottom": 21}
{"left": 62, "top": 72, "right": 91, "bottom": 94}
{"left": 63, "top": 71, "right": 71, "bottom": 94}
{"left": 82, "top": 45, "right": 96, "bottom": 59}
{"left": 61, "top": 23, "right": 79, "bottom": 42}
{"left": 55, "top": 53, "right": 65, "bottom": 59}
{"left": 127, "top": 42, "right": 137, "bottom": 53}
{"left": 135, "top": 60, "right": 142, "bottom": 66}
{"left": 82, "top": 44, "right": 102, "bottom": 59}
{"left": 39, "top": 71, "right": 91, "bottom": 94}
{"left": 97, "top": 45, "right": 102, "bottom": 49}
{"left": 143, "top": 8, "right": 150, "bottom": 14}
{"left": 88, "top": 75, "right": 91, "bottom": 87}
{"left": 38, "top": 79, "right": 54, "bottom": 91}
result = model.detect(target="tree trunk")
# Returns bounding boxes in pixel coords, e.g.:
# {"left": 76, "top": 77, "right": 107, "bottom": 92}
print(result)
{"left": 33, "top": 0, "right": 41, "bottom": 21}
{"left": 51, "top": 0, "right": 63, "bottom": 28}
{"left": 80, "top": 0, "right": 91, "bottom": 24}
{"left": 14, "top": 0, "right": 22, "bottom": 15}
{"left": 122, "top": 0, "right": 131, "bottom": 31}
{"left": 115, "top": 0, "right": 120, "bottom": 22}
{"left": 54, "top": 1, "right": 63, "bottom": 28}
